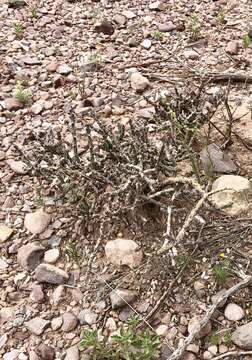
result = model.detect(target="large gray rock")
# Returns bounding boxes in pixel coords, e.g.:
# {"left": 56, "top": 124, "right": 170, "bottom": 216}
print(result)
{"left": 25, "top": 317, "right": 50, "bottom": 335}
{"left": 200, "top": 144, "right": 237, "bottom": 174}
{"left": 61, "top": 312, "right": 78, "bottom": 332}
{"left": 109, "top": 288, "right": 136, "bottom": 309}
{"left": 35, "top": 264, "right": 69, "bottom": 284}
{"left": 211, "top": 175, "right": 251, "bottom": 215}
{"left": 232, "top": 321, "right": 252, "bottom": 349}
{"left": 17, "top": 243, "right": 45, "bottom": 271}
{"left": 24, "top": 209, "right": 51, "bottom": 234}
{"left": 105, "top": 239, "right": 143, "bottom": 268}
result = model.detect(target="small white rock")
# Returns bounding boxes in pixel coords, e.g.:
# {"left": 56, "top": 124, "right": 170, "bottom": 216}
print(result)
{"left": 141, "top": 39, "right": 152, "bottom": 49}
{"left": 156, "top": 324, "right": 168, "bottom": 336}
{"left": 24, "top": 208, "right": 51, "bottom": 234}
{"left": 44, "top": 248, "right": 60, "bottom": 264}
{"left": 130, "top": 72, "right": 150, "bottom": 92}
{"left": 224, "top": 303, "right": 245, "bottom": 321}
{"left": 6, "top": 159, "right": 28, "bottom": 174}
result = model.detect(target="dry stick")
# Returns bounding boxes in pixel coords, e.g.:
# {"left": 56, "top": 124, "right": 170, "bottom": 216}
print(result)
{"left": 167, "top": 275, "right": 252, "bottom": 360}
{"left": 211, "top": 351, "right": 252, "bottom": 360}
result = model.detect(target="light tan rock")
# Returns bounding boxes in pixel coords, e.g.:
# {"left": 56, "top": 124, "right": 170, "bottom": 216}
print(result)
{"left": 130, "top": 72, "right": 150, "bottom": 92}
{"left": 6, "top": 159, "right": 28, "bottom": 174}
{"left": 105, "top": 239, "right": 143, "bottom": 268}
{"left": 211, "top": 175, "right": 251, "bottom": 215}
{"left": 24, "top": 209, "right": 51, "bottom": 234}
{"left": 0, "top": 225, "right": 13, "bottom": 243}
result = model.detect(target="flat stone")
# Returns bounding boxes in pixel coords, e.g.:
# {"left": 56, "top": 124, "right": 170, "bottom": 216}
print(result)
{"left": 51, "top": 316, "right": 62, "bottom": 330}
{"left": 0, "top": 224, "right": 13, "bottom": 243}
{"left": 109, "top": 288, "right": 136, "bottom": 309}
{"left": 149, "top": 1, "right": 165, "bottom": 10}
{"left": 94, "top": 20, "right": 115, "bottom": 35}
{"left": 184, "top": 49, "right": 200, "bottom": 60}
{"left": 156, "top": 324, "right": 168, "bottom": 336}
{"left": 61, "top": 312, "right": 78, "bottom": 332}
{"left": 141, "top": 39, "right": 152, "bottom": 49}
{"left": 130, "top": 72, "right": 150, "bottom": 92}
{"left": 113, "top": 14, "right": 127, "bottom": 26}
{"left": 105, "top": 238, "right": 143, "bottom": 268}
{"left": 200, "top": 144, "right": 237, "bottom": 174}
{"left": 0, "top": 333, "right": 8, "bottom": 349}
{"left": 25, "top": 317, "right": 50, "bottom": 335}
{"left": 65, "top": 345, "right": 79, "bottom": 360}
{"left": 0, "top": 258, "right": 9, "bottom": 271}
{"left": 6, "top": 159, "right": 28, "bottom": 174}
{"left": 188, "top": 316, "right": 212, "bottom": 339}
{"left": 30, "top": 102, "right": 43, "bottom": 115}
{"left": 211, "top": 289, "right": 228, "bottom": 308}
{"left": 51, "top": 285, "right": 65, "bottom": 305}
{"left": 22, "top": 56, "right": 41, "bottom": 65}
{"left": 78, "top": 309, "right": 97, "bottom": 325}
{"left": 36, "top": 344, "right": 55, "bottom": 360}
{"left": 24, "top": 209, "right": 51, "bottom": 234}
{"left": 57, "top": 64, "right": 72, "bottom": 75}
{"left": 44, "top": 248, "right": 60, "bottom": 264}
{"left": 30, "top": 284, "right": 44, "bottom": 303}
{"left": 211, "top": 175, "right": 251, "bottom": 215}
{"left": 232, "top": 321, "right": 252, "bottom": 349}
{"left": 122, "top": 10, "right": 136, "bottom": 19}
{"left": 4, "top": 98, "right": 23, "bottom": 111}
{"left": 158, "top": 22, "right": 176, "bottom": 32}
{"left": 35, "top": 264, "right": 69, "bottom": 284}
{"left": 17, "top": 243, "right": 45, "bottom": 271}
{"left": 224, "top": 303, "right": 245, "bottom": 321}
{"left": 3, "top": 350, "right": 20, "bottom": 360}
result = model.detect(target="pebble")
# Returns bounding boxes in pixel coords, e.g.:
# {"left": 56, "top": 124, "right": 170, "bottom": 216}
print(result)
{"left": 30, "top": 284, "right": 44, "bottom": 303}
{"left": 224, "top": 303, "right": 245, "bottom": 321}
{"left": 149, "top": 1, "right": 165, "bottom": 10}
{"left": 6, "top": 160, "right": 28, "bottom": 174}
{"left": 57, "top": 64, "right": 72, "bottom": 75}
{"left": 4, "top": 98, "right": 23, "bottom": 111}
{"left": 30, "top": 102, "right": 43, "bottom": 115}
{"left": 35, "top": 264, "right": 69, "bottom": 284}
{"left": 36, "top": 344, "right": 55, "bottom": 360}
{"left": 158, "top": 22, "right": 176, "bottom": 32}
{"left": 78, "top": 309, "right": 97, "bottom": 325}
{"left": 65, "top": 345, "right": 79, "bottom": 360}
{"left": 44, "top": 249, "right": 60, "bottom": 264}
{"left": 109, "top": 288, "right": 136, "bottom": 309}
{"left": 25, "top": 317, "right": 50, "bottom": 335}
{"left": 156, "top": 324, "right": 168, "bottom": 336}
{"left": 141, "top": 39, "right": 152, "bottom": 49}
{"left": 130, "top": 73, "right": 150, "bottom": 92}
{"left": 122, "top": 10, "right": 136, "bottom": 19}
{"left": 3, "top": 350, "right": 20, "bottom": 360}
{"left": 105, "top": 238, "right": 143, "bottom": 268}
{"left": 17, "top": 243, "right": 45, "bottom": 271}
{"left": 188, "top": 316, "right": 212, "bottom": 338}
{"left": 61, "top": 312, "right": 78, "bottom": 332}
{"left": 51, "top": 316, "right": 63, "bottom": 330}
{"left": 0, "top": 224, "right": 13, "bottom": 243}
{"left": 24, "top": 209, "right": 51, "bottom": 234}
{"left": 200, "top": 144, "right": 237, "bottom": 174}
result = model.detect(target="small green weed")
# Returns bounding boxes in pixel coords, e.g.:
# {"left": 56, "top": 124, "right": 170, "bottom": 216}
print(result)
{"left": 14, "top": 82, "right": 31, "bottom": 104}
{"left": 31, "top": 6, "right": 38, "bottom": 18}
{"left": 91, "top": 8, "right": 101, "bottom": 21}
{"left": 216, "top": 7, "right": 226, "bottom": 26}
{"left": 80, "top": 315, "right": 160, "bottom": 360}
{"left": 212, "top": 259, "right": 230, "bottom": 284}
{"left": 89, "top": 51, "right": 103, "bottom": 64}
{"left": 242, "top": 34, "right": 251, "bottom": 49}
{"left": 223, "top": 331, "right": 232, "bottom": 346}
{"left": 152, "top": 31, "right": 163, "bottom": 41}
{"left": 12, "top": 21, "right": 24, "bottom": 40}
{"left": 210, "top": 334, "right": 221, "bottom": 346}
{"left": 189, "top": 12, "right": 201, "bottom": 40}
{"left": 66, "top": 240, "right": 81, "bottom": 266}
{"left": 35, "top": 187, "right": 44, "bottom": 207}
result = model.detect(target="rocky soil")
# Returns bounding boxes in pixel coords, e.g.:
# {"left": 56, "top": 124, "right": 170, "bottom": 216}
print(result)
{"left": 0, "top": 0, "right": 252, "bottom": 359}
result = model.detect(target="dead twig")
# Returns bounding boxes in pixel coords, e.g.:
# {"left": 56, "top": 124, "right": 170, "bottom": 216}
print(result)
{"left": 167, "top": 274, "right": 252, "bottom": 360}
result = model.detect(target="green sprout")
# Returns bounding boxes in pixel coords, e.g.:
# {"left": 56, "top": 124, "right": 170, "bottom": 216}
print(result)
{"left": 66, "top": 240, "right": 81, "bottom": 266}
{"left": 14, "top": 82, "right": 31, "bottom": 105}
{"left": 12, "top": 21, "right": 24, "bottom": 40}
{"left": 189, "top": 13, "right": 201, "bottom": 40}
{"left": 216, "top": 7, "right": 226, "bottom": 26}
{"left": 242, "top": 34, "right": 251, "bottom": 49}
{"left": 153, "top": 31, "right": 163, "bottom": 41}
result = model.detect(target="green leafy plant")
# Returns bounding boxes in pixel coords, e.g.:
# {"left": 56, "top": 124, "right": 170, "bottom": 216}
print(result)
{"left": 66, "top": 240, "right": 81, "bottom": 266}
{"left": 80, "top": 316, "right": 160, "bottom": 360}
{"left": 242, "top": 34, "right": 251, "bottom": 49}
{"left": 189, "top": 13, "right": 201, "bottom": 40}
{"left": 35, "top": 187, "right": 44, "bottom": 207}
{"left": 89, "top": 51, "right": 104, "bottom": 64}
{"left": 212, "top": 259, "right": 230, "bottom": 284}
{"left": 14, "top": 82, "right": 31, "bottom": 104}
{"left": 152, "top": 31, "right": 163, "bottom": 41}
{"left": 216, "top": 7, "right": 226, "bottom": 26}
{"left": 12, "top": 21, "right": 24, "bottom": 39}
{"left": 91, "top": 8, "right": 102, "bottom": 21}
